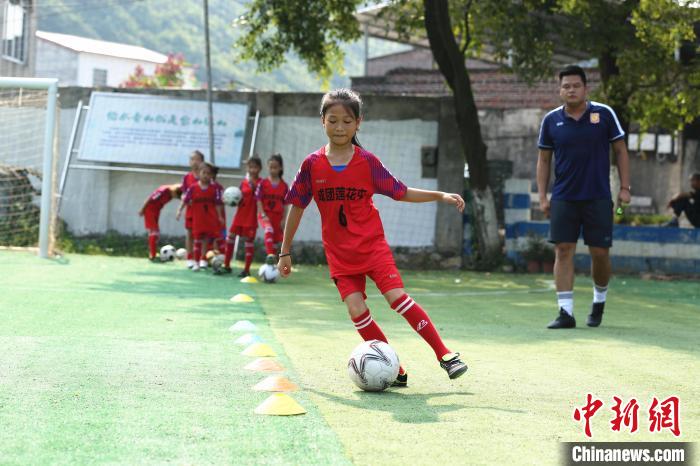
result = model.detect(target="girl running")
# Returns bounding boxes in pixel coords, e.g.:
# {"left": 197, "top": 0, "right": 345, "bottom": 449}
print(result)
{"left": 218, "top": 156, "right": 263, "bottom": 277}
{"left": 279, "top": 89, "right": 468, "bottom": 386}
{"left": 176, "top": 162, "right": 224, "bottom": 271}
{"left": 256, "top": 154, "right": 289, "bottom": 265}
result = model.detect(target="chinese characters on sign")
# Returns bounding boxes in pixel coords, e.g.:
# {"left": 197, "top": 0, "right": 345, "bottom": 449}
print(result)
{"left": 573, "top": 394, "right": 680, "bottom": 438}
{"left": 78, "top": 92, "right": 248, "bottom": 168}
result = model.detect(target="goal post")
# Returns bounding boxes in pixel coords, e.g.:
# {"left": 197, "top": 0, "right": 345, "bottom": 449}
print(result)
{"left": 0, "top": 77, "right": 58, "bottom": 258}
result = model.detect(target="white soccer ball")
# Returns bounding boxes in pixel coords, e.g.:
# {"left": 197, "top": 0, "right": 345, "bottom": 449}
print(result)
{"left": 347, "top": 340, "right": 400, "bottom": 392}
{"left": 211, "top": 254, "right": 225, "bottom": 273}
{"left": 223, "top": 186, "right": 243, "bottom": 206}
{"left": 175, "top": 248, "right": 187, "bottom": 260}
{"left": 258, "top": 263, "right": 279, "bottom": 283}
{"left": 160, "top": 244, "right": 176, "bottom": 261}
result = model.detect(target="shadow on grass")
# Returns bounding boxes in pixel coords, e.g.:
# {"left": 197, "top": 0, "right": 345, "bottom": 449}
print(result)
{"left": 305, "top": 387, "right": 525, "bottom": 424}
{"left": 82, "top": 262, "right": 700, "bottom": 357}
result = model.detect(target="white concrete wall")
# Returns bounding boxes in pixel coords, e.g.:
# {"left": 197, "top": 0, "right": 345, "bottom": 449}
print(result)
{"left": 57, "top": 108, "right": 439, "bottom": 247}
{"left": 77, "top": 53, "right": 159, "bottom": 88}
{"left": 254, "top": 115, "right": 438, "bottom": 246}
{"left": 35, "top": 40, "right": 78, "bottom": 85}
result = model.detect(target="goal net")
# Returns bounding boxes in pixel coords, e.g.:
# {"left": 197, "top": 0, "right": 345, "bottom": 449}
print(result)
{"left": 0, "top": 79, "right": 59, "bottom": 257}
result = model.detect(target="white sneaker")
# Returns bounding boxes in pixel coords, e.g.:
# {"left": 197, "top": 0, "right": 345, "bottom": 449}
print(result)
{"left": 186, "top": 259, "right": 194, "bottom": 269}
{"left": 199, "top": 260, "right": 208, "bottom": 268}
{"left": 192, "top": 263, "right": 200, "bottom": 272}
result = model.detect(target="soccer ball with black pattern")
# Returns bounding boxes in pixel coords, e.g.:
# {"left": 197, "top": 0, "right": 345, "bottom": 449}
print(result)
{"left": 223, "top": 186, "right": 243, "bottom": 206}
{"left": 347, "top": 340, "right": 400, "bottom": 392}
{"left": 258, "top": 263, "right": 279, "bottom": 283}
{"left": 159, "top": 244, "right": 176, "bottom": 261}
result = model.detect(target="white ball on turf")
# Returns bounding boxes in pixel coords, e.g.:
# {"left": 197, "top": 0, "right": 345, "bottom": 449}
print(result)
{"left": 160, "top": 244, "right": 176, "bottom": 261}
{"left": 223, "top": 186, "right": 243, "bottom": 206}
{"left": 347, "top": 340, "right": 400, "bottom": 392}
{"left": 211, "top": 254, "right": 225, "bottom": 272}
{"left": 175, "top": 248, "right": 187, "bottom": 260}
{"left": 258, "top": 263, "right": 279, "bottom": 283}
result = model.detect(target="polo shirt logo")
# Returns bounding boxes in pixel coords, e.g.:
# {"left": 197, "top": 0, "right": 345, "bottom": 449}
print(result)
{"left": 556, "top": 122, "right": 564, "bottom": 126}
{"left": 590, "top": 113, "right": 600, "bottom": 124}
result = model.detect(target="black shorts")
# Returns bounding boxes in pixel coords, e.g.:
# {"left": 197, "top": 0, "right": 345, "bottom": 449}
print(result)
{"left": 549, "top": 199, "right": 613, "bottom": 248}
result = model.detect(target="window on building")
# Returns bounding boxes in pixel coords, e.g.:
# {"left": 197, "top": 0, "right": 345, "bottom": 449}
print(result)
{"left": 92, "top": 68, "right": 108, "bottom": 87}
{"left": 2, "top": 0, "right": 29, "bottom": 64}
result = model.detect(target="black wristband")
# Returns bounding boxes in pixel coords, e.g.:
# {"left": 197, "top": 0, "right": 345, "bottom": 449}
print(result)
{"left": 278, "top": 253, "right": 291, "bottom": 258}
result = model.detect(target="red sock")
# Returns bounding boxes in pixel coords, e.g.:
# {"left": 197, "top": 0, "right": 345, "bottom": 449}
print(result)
{"left": 187, "top": 251, "right": 193, "bottom": 260}
{"left": 264, "top": 232, "right": 275, "bottom": 255}
{"left": 391, "top": 294, "right": 450, "bottom": 360}
{"left": 224, "top": 236, "right": 236, "bottom": 267}
{"left": 244, "top": 241, "right": 255, "bottom": 272}
{"left": 352, "top": 309, "right": 405, "bottom": 375}
{"left": 216, "top": 237, "right": 226, "bottom": 253}
{"left": 193, "top": 239, "right": 203, "bottom": 262}
{"left": 147, "top": 231, "right": 159, "bottom": 259}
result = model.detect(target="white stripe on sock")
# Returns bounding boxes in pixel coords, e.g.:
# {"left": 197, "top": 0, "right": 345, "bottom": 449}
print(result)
{"left": 394, "top": 296, "right": 412, "bottom": 313}
{"left": 354, "top": 313, "right": 372, "bottom": 328}
{"left": 355, "top": 317, "right": 373, "bottom": 330}
{"left": 396, "top": 299, "right": 415, "bottom": 315}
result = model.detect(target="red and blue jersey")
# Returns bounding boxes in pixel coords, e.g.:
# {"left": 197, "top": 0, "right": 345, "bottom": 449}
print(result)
{"left": 233, "top": 177, "right": 260, "bottom": 228}
{"left": 146, "top": 185, "right": 173, "bottom": 211}
{"left": 256, "top": 178, "right": 289, "bottom": 217}
{"left": 184, "top": 182, "right": 223, "bottom": 236}
{"left": 285, "top": 145, "right": 407, "bottom": 276}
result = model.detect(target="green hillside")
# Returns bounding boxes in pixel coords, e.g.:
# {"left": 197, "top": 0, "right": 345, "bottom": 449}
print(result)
{"left": 38, "top": 0, "right": 408, "bottom": 91}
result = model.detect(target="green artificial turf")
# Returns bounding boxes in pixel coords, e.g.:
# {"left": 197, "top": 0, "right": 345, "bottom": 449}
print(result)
{"left": 1, "top": 250, "right": 698, "bottom": 465}
{"left": 259, "top": 264, "right": 700, "bottom": 465}
{"left": 0, "top": 251, "right": 349, "bottom": 465}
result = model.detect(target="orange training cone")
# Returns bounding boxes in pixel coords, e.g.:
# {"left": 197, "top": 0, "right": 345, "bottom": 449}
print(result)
{"left": 242, "top": 343, "right": 277, "bottom": 357}
{"left": 254, "top": 393, "right": 306, "bottom": 416}
{"left": 244, "top": 358, "right": 285, "bottom": 372}
{"left": 253, "top": 375, "right": 299, "bottom": 392}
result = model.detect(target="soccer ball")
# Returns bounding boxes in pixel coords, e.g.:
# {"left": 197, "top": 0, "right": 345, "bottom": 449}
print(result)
{"left": 258, "top": 263, "right": 279, "bottom": 283}
{"left": 223, "top": 186, "right": 243, "bottom": 206}
{"left": 160, "top": 244, "right": 176, "bottom": 261}
{"left": 347, "top": 340, "right": 400, "bottom": 392}
{"left": 210, "top": 254, "right": 225, "bottom": 273}
{"left": 175, "top": 248, "right": 187, "bottom": 260}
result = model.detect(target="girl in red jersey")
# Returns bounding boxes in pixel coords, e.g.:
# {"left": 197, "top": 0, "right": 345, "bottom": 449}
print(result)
{"left": 210, "top": 165, "right": 227, "bottom": 254}
{"left": 280, "top": 89, "right": 468, "bottom": 386}
{"left": 256, "top": 154, "right": 289, "bottom": 264}
{"left": 218, "top": 156, "right": 262, "bottom": 277}
{"left": 180, "top": 150, "right": 204, "bottom": 268}
{"left": 176, "top": 162, "right": 224, "bottom": 271}
{"left": 139, "top": 184, "right": 182, "bottom": 261}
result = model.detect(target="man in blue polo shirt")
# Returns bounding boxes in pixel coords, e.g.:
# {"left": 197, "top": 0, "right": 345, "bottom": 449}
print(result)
{"left": 537, "top": 65, "right": 631, "bottom": 329}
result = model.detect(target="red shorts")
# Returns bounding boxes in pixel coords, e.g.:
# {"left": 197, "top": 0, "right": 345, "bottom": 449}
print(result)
{"left": 229, "top": 224, "right": 257, "bottom": 239}
{"left": 143, "top": 205, "right": 161, "bottom": 231}
{"left": 332, "top": 263, "right": 404, "bottom": 301}
{"left": 185, "top": 212, "right": 193, "bottom": 230}
{"left": 259, "top": 213, "right": 283, "bottom": 243}
{"left": 192, "top": 230, "right": 218, "bottom": 240}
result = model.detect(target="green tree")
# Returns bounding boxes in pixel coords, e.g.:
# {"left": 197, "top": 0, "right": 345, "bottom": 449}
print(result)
{"left": 234, "top": 0, "right": 563, "bottom": 264}
{"left": 555, "top": 0, "right": 700, "bottom": 132}
{"left": 121, "top": 53, "right": 192, "bottom": 89}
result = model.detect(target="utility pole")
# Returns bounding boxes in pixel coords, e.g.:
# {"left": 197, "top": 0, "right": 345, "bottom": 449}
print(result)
{"left": 203, "top": 0, "right": 215, "bottom": 163}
